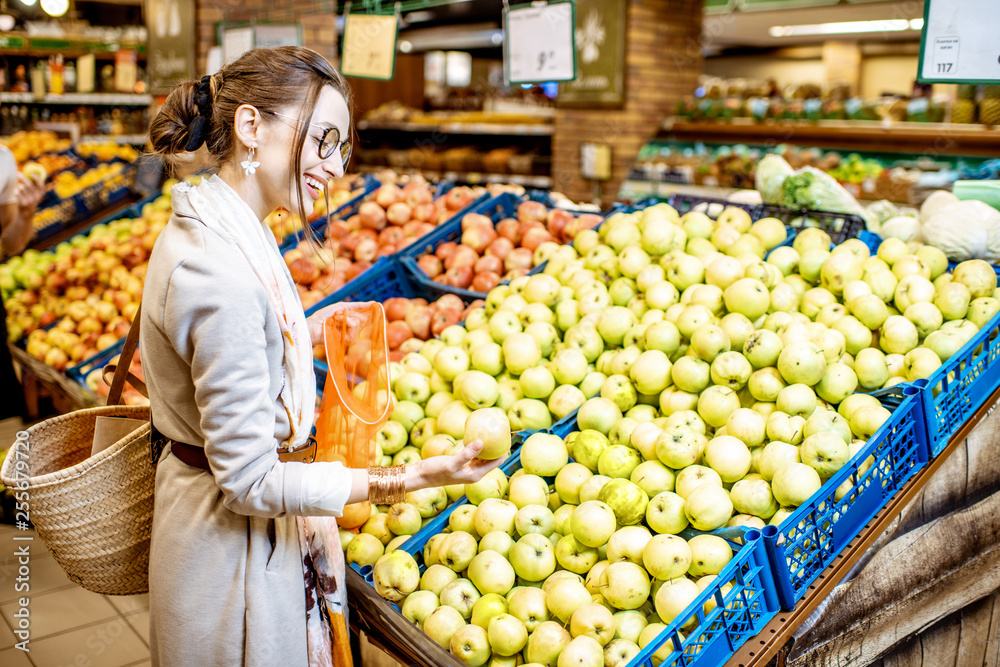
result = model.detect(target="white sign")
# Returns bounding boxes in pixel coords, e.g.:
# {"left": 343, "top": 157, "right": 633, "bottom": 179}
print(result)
{"left": 919, "top": 0, "right": 1000, "bottom": 83}
{"left": 504, "top": 2, "right": 576, "bottom": 85}
{"left": 341, "top": 13, "right": 398, "bottom": 81}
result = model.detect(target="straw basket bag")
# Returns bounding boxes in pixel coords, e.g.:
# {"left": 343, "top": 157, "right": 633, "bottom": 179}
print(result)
{"left": 0, "top": 305, "right": 154, "bottom": 596}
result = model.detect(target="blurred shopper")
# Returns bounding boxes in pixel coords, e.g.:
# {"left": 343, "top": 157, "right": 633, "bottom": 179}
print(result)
{"left": 0, "top": 144, "right": 44, "bottom": 420}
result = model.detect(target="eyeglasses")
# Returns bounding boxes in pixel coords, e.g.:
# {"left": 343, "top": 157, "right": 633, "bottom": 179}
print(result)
{"left": 266, "top": 110, "right": 352, "bottom": 163}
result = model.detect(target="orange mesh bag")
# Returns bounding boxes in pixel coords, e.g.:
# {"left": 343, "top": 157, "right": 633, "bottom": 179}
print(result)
{"left": 314, "top": 302, "right": 394, "bottom": 529}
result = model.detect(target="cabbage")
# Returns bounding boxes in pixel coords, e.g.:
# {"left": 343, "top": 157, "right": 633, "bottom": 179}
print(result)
{"left": 778, "top": 167, "right": 874, "bottom": 228}
{"left": 919, "top": 190, "right": 959, "bottom": 222}
{"left": 866, "top": 200, "right": 900, "bottom": 226}
{"left": 879, "top": 215, "right": 921, "bottom": 243}
{"left": 921, "top": 200, "right": 1000, "bottom": 262}
{"left": 755, "top": 155, "right": 794, "bottom": 204}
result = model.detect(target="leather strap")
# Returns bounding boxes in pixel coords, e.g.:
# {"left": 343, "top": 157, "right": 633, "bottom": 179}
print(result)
{"left": 105, "top": 302, "right": 143, "bottom": 407}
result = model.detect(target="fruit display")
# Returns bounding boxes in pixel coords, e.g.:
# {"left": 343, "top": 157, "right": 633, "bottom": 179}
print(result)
{"left": 282, "top": 181, "right": 483, "bottom": 304}
{"left": 339, "top": 196, "right": 999, "bottom": 666}
{"left": 1, "top": 130, "right": 72, "bottom": 163}
{"left": 82, "top": 348, "right": 147, "bottom": 406}
{"left": 49, "top": 161, "right": 129, "bottom": 200}
{"left": 2, "top": 178, "right": 193, "bottom": 343}
{"left": 405, "top": 196, "right": 604, "bottom": 294}
{"left": 74, "top": 142, "right": 139, "bottom": 163}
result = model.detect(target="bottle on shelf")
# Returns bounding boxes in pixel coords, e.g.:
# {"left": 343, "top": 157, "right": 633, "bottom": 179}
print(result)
{"left": 64, "top": 60, "right": 77, "bottom": 93}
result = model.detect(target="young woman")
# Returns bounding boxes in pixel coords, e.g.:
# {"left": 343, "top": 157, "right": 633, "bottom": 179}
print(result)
{"left": 145, "top": 47, "right": 503, "bottom": 666}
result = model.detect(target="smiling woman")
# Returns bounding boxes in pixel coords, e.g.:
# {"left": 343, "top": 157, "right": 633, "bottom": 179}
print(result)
{"left": 139, "top": 47, "right": 505, "bottom": 667}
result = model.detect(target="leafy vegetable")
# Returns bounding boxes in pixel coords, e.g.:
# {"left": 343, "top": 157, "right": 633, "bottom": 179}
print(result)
{"left": 778, "top": 167, "right": 874, "bottom": 228}
{"left": 921, "top": 200, "right": 1000, "bottom": 262}
{"left": 755, "top": 154, "right": 794, "bottom": 205}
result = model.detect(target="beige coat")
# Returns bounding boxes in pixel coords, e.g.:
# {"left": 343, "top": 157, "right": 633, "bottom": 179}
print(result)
{"left": 140, "top": 190, "right": 351, "bottom": 667}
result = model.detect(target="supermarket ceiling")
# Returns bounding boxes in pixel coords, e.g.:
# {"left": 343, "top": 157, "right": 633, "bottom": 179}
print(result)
{"left": 703, "top": 0, "right": 926, "bottom": 49}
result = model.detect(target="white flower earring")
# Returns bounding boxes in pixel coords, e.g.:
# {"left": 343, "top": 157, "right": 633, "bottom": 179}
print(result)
{"left": 242, "top": 146, "right": 260, "bottom": 176}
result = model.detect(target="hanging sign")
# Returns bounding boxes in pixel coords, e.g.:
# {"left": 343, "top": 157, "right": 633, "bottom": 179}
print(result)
{"left": 504, "top": 1, "right": 576, "bottom": 85}
{"left": 341, "top": 12, "right": 398, "bottom": 81}
{"left": 918, "top": 0, "right": 1000, "bottom": 84}
{"left": 145, "top": 0, "right": 196, "bottom": 93}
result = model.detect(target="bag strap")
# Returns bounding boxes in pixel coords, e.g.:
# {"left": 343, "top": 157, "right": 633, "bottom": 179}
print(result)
{"left": 105, "top": 302, "right": 142, "bottom": 407}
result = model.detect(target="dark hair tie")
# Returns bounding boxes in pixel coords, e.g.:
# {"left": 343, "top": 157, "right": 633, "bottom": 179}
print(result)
{"left": 184, "top": 75, "right": 214, "bottom": 152}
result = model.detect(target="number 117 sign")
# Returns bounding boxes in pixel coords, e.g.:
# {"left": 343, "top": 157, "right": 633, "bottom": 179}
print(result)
{"left": 504, "top": 1, "right": 576, "bottom": 85}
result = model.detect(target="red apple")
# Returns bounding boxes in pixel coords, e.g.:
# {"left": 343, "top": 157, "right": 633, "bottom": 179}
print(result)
{"left": 547, "top": 209, "right": 575, "bottom": 240}
{"left": 474, "top": 255, "right": 504, "bottom": 275}
{"left": 444, "top": 266, "right": 474, "bottom": 289}
{"left": 354, "top": 238, "right": 378, "bottom": 263}
{"left": 505, "top": 248, "right": 534, "bottom": 272}
{"left": 378, "top": 226, "right": 407, "bottom": 247}
{"left": 461, "top": 225, "right": 498, "bottom": 254}
{"left": 412, "top": 203, "right": 436, "bottom": 223}
{"left": 289, "top": 257, "right": 321, "bottom": 284}
{"left": 517, "top": 201, "right": 548, "bottom": 224}
{"left": 444, "top": 186, "right": 475, "bottom": 211}
{"left": 405, "top": 306, "right": 432, "bottom": 340}
{"left": 436, "top": 241, "right": 458, "bottom": 262}
{"left": 485, "top": 237, "right": 515, "bottom": 261}
{"left": 384, "top": 297, "right": 411, "bottom": 321}
{"left": 431, "top": 309, "right": 462, "bottom": 337}
{"left": 386, "top": 202, "right": 413, "bottom": 226}
{"left": 521, "top": 227, "right": 554, "bottom": 251}
{"left": 446, "top": 245, "right": 479, "bottom": 271}
{"left": 375, "top": 184, "right": 404, "bottom": 209}
{"left": 496, "top": 218, "right": 521, "bottom": 244}
{"left": 461, "top": 213, "right": 493, "bottom": 231}
{"left": 417, "top": 254, "right": 444, "bottom": 278}
{"left": 358, "top": 202, "right": 387, "bottom": 230}
{"left": 436, "top": 294, "right": 465, "bottom": 314}
{"left": 387, "top": 320, "right": 413, "bottom": 350}
{"left": 472, "top": 272, "right": 502, "bottom": 293}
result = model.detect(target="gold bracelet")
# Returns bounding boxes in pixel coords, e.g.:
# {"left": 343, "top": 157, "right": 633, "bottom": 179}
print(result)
{"left": 368, "top": 465, "right": 406, "bottom": 505}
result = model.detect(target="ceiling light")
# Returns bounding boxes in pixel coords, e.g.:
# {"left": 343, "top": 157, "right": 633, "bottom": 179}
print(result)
{"left": 40, "top": 0, "right": 67, "bottom": 16}
{"left": 769, "top": 19, "right": 918, "bottom": 38}
{"left": 0, "top": 14, "right": 15, "bottom": 30}
{"left": 399, "top": 40, "right": 412, "bottom": 53}
{"left": 19, "top": 0, "right": 36, "bottom": 6}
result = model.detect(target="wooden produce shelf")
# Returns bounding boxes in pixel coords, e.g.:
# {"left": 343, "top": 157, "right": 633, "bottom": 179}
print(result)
{"left": 730, "top": 384, "right": 1000, "bottom": 667}
{"left": 357, "top": 119, "right": 553, "bottom": 136}
{"left": 661, "top": 118, "right": 1000, "bottom": 157}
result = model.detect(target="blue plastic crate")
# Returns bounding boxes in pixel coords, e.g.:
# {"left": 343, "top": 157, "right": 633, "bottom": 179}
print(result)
{"left": 398, "top": 192, "right": 611, "bottom": 302}
{"left": 667, "top": 192, "right": 758, "bottom": 218}
{"left": 763, "top": 385, "right": 928, "bottom": 609}
{"left": 353, "top": 442, "right": 778, "bottom": 667}
{"left": 753, "top": 203, "right": 868, "bottom": 247}
{"left": 913, "top": 306, "right": 1000, "bottom": 456}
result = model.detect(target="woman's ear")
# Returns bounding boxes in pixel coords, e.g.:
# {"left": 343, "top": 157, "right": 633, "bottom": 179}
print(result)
{"left": 233, "top": 104, "right": 261, "bottom": 149}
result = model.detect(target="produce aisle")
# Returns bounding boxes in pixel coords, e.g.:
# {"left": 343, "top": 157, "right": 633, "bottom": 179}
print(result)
{"left": 4, "top": 1, "right": 1000, "bottom": 666}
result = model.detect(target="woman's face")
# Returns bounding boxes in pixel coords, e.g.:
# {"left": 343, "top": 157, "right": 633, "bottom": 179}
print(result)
{"left": 257, "top": 85, "right": 351, "bottom": 219}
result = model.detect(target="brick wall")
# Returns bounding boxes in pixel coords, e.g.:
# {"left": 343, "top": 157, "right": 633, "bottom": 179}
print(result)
{"left": 553, "top": 0, "right": 704, "bottom": 206}
{"left": 194, "top": 1, "right": 338, "bottom": 76}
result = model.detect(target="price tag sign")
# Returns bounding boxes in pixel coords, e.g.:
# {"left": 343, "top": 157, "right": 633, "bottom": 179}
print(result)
{"left": 341, "top": 13, "right": 398, "bottom": 81}
{"left": 919, "top": 0, "right": 1000, "bottom": 84}
{"left": 504, "top": 1, "right": 576, "bottom": 85}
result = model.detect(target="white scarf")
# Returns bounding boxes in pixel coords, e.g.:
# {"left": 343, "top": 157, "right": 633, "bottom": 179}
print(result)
{"left": 173, "top": 175, "right": 316, "bottom": 451}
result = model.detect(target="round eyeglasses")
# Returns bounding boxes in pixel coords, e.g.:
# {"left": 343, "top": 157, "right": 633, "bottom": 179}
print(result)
{"left": 266, "top": 110, "right": 352, "bottom": 163}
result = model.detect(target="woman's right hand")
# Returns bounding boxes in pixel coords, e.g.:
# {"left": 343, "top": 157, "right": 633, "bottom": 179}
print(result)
{"left": 408, "top": 440, "right": 506, "bottom": 490}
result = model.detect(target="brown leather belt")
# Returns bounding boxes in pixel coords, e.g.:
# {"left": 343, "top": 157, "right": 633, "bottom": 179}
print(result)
{"left": 170, "top": 442, "right": 211, "bottom": 470}
{"left": 169, "top": 438, "right": 318, "bottom": 471}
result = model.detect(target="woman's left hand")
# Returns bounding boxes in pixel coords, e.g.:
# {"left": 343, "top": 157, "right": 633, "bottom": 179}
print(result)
{"left": 306, "top": 301, "right": 374, "bottom": 346}
{"left": 16, "top": 173, "right": 45, "bottom": 215}
{"left": 413, "top": 440, "right": 507, "bottom": 489}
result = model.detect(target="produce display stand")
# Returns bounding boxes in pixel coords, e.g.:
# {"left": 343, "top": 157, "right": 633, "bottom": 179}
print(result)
{"left": 729, "top": 384, "right": 1000, "bottom": 667}
{"left": 660, "top": 119, "right": 1000, "bottom": 158}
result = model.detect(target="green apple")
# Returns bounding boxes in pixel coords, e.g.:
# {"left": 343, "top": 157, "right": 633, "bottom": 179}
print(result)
{"left": 645, "top": 491, "right": 689, "bottom": 534}
{"left": 508, "top": 586, "right": 549, "bottom": 632}
{"left": 598, "top": 479, "right": 649, "bottom": 526}
{"left": 439, "top": 531, "right": 480, "bottom": 572}
{"left": 655, "top": 424, "right": 702, "bottom": 469}
{"left": 696, "top": 385, "right": 740, "bottom": 429}
{"left": 642, "top": 534, "right": 692, "bottom": 581}
{"left": 402, "top": 590, "right": 439, "bottom": 626}
{"left": 421, "top": 564, "right": 459, "bottom": 596}
{"left": 470, "top": 593, "right": 508, "bottom": 630}
{"left": 570, "top": 603, "right": 616, "bottom": 647}
{"left": 572, "top": 500, "right": 618, "bottom": 547}
{"left": 687, "top": 534, "right": 733, "bottom": 578}
{"left": 474, "top": 498, "right": 518, "bottom": 537}
{"left": 598, "top": 446, "right": 642, "bottom": 480}
{"left": 464, "top": 408, "right": 511, "bottom": 460}
{"left": 525, "top": 620, "right": 571, "bottom": 665}
{"left": 486, "top": 613, "right": 528, "bottom": 658}
{"left": 849, "top": 404, "right": 892, "bottom": 440}
{"left": 630, "top": 461, "right": 675, "bottom": 498}
{"left": 372, "top": 550, "right": 420, "bottom": 602}
{"left": 800, "top": 432, "right": 849, "bottom": 478}
{"left": 771, "top": 462, "right": 822, "bottom": 507}
{"left": 508, "top": 399, "right": 553, "bottom": 432}
{"left": 952, "top": 259, "right": 996, "bottom": 298}
{"left": 674, "top": 465, "right": 722, "bottom": 499}
{"left": 509, "top": 533, "right": 557, "bottom": 582}
{"left": 704, "top": 435, "right": 752, "bottom": 483}
{"left": 423, "top": 605, "right": 466, "bottom": 649}
{"left": 546, "top": 576, "right": 593, "bottom": 623}
{"left": 683, "top": 484, "right": 733, "bottom": 531}
{"left": 555, "top": 534, "right": 600, "bottom": 574}
{"left": 578, "top": 397, "right": 624, "bottom": 435}
{"left": 469, "top": 550, "right": 516, "bottom": 596}
{"left": 777, "top": 341, "right": 827, "bottom": 385}
{"left": 654, "top": 577, "right": 700, "bottom": 626}
{"left": 600, "top": 561, "right": 651, "bottom": 610}
{"left": 466, "top": 468, "right": 509, "bottom": 505}
{"left": 710, "top": 351, "right": 753, "bottom": 391}
{"left": 441, "top": 578, "right": 481, "bottom": 619}
{"left": 729, "top": 478, "right": 778, "bottom": 519}
{"left": 386, "top": 502, "right": 422, "bottom": 536}
{"left": 450, "top": 623, "right": 490, "bottom": 666}
{"left": 509, "top": 474, "right": 550, "bottom": 509}
{"left": 406, "top": 486, "right": 448, "bottom": 518}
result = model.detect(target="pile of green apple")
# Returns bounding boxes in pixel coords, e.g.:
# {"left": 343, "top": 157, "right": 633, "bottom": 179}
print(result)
{"left": 366, "top": 454, "right": 741, "bottom": 667}
{"left": 350, "top": 199, "right": 1000, "bottom": 664}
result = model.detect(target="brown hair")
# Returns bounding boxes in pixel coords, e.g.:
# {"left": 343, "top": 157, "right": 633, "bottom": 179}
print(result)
{"left": 149, "top": 46, "right": 353, "bottom": 225}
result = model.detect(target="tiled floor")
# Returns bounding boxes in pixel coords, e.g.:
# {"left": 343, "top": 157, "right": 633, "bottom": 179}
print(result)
{"left": 0, "top": 418, "right": 151, "bottom": 666}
